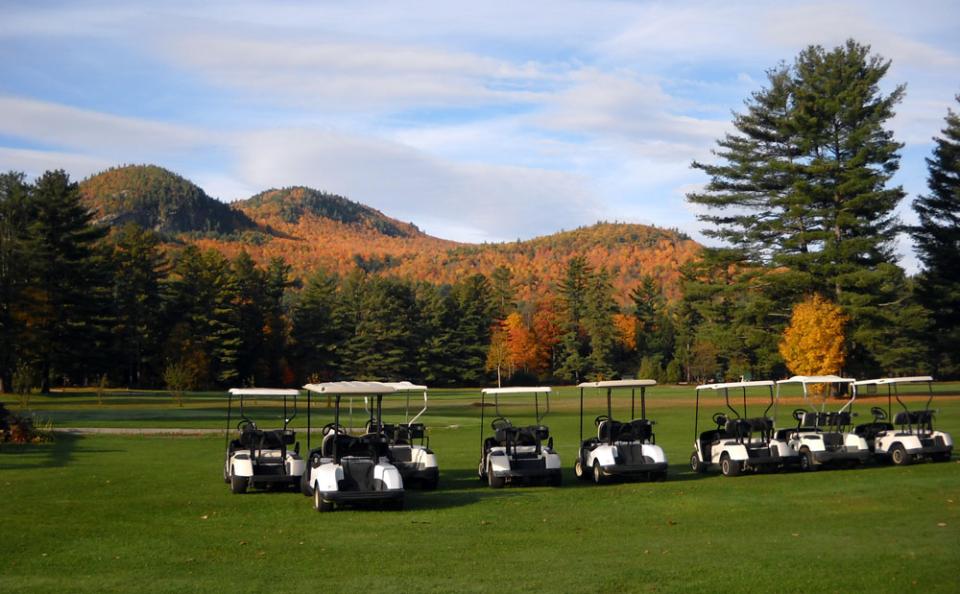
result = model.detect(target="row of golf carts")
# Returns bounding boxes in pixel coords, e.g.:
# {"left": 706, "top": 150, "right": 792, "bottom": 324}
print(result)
{"left": 690, "top": 375, "right": 954, "bottom": 476}
{"left": 221, "top": 375, "right": 953, "bottom": 511}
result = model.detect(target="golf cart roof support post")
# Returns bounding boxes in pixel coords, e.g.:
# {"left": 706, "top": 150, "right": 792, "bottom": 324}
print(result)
{"left": 479, "top": 390, "right": 486, "bottom": 460}
{"left": 763, "top": 384, "right": 774, "bottom": 418}
{"left": 631, "top": 387, "right": 635, "bottom": 420}
{"left": 606, "top": 387, "right": 613, "bottom": 445}
{"left": 742, "top": 386, "right": 748, "bottom": 419}
{"left": 579, "top": 387, "right": 584, "bottom": 445}
{"left": 306, "top": 391, "right": 311, "bottom": 450}
{"left": 694, "top": 388, "right": 700, "bottom": 439}
{"left": 535, "top": 392, "right": 540, "bottom": 424}
{"left": 334, "top": 395, "right": 341, "bottom": 461}
{"left": 724, "top": 388, "right": 739, "bottom": 419}
{"left": 225, "top": 392, "right": 233, "bottom": 451}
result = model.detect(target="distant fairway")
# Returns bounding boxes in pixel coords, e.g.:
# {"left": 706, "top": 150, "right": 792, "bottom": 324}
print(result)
{"left": 2, "top": 384, "right": 959, "bottom": 592}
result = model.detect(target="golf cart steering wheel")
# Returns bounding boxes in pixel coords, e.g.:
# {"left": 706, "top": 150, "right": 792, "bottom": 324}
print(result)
{"left": 490, "top": 417, "right": 510, "bottom": 431}
{"left": 321, "top": 422, "right": 344, "bottom": 436}
{"left": 871, "top": 406, "right": 887, "bottom": 421}
{"left": 594, "top": 415, "right": 610, "bottom": 427}
{"left": 237, "top": 419, "right": 257, "bottom": 431}
{"left": 364, "top": 419, "right": 382, "bottom": 433}
{"left": 792, "top": 409, "right": 807, "bottom": 422}
{"left": 711, "top": 412, "right": 727, "bottom": 427}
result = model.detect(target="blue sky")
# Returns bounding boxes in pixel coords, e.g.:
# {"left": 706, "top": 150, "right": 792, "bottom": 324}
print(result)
{"left": 1, "top": 1, "right": 958, "bottom": 269}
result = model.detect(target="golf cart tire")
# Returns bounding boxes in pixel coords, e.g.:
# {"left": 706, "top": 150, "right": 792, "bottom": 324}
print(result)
{"left": 300, "top": 471, "right": 314, "bottom": 496}
{"left": 314, "top": 489, "right": 334, "bottom": 512}
{"left": 799, "top": 448, "right": 818, "bottom": 472}
{"left": 720, "top": 455, "right": 741, "bottom": 477}
{"left": 230, "top": 473, "right": 249, "bottom": 494}
{"left": 488, "top": 464, "right": 505, "bottom": 489}
{"left": 890, "top": 443, "right": 912, "bottom": 466}
{"left": 222, "top": 463, "right": 230, "bottom": 484}
{"left": 592, "top": 460, "right": 605, "bottom": 485}
{"left": 575, "top": 459, "right": 588, "bottom": 481}
{"left": 690, "top": 451, "right": 707, "bottom": 473}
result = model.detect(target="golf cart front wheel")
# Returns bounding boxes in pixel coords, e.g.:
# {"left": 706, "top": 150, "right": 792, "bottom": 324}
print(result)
{"left": 575, "top": 459, "right": 588, "bottom": 481}
{"left": 487, "top": 464, "right": 505, "bottom": 489}
{"left": 690, "top": 451, "right": 706, "bottom": 473}
{"left": 592, "top": 460, "right": 605, "bottom": 485}
{"left": 799, "top": 448, "right": 818, "bottom": 472}
{"left": 313, "top": 489, "right": 333, "bottom": 512}
{"left": 230, "top": 473, "right": 249, "bottom": 494}
{"left": 890, "top": 444, "right": 912, "bottom": 466}
{"left": 720, "top": 455, "right": 741, "bottom": 477}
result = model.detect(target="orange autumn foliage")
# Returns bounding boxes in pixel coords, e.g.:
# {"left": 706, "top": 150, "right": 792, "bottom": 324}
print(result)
{"left": 779, "top": 294, "right": 848, "bottom": 377}
{"left": 612, "top": 313, "right": 637, "bottom": 351}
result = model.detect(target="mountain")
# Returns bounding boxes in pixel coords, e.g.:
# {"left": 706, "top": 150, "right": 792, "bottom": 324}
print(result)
{"left": 82, "top": 165, "right": 701, "bottom": 303}
{"left": 79, "top": 165, "right": 257, "bottom": 235}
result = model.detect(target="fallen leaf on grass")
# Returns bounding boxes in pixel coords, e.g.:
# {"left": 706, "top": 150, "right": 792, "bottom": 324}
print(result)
{"left": 937, "top": 522, "right": 947, "bottom": 527}
{"left": 239, "top": 541, "right": 248, "bottom": 546}
{"left": 200, "top": 515, "right": 208, "bottom": 520}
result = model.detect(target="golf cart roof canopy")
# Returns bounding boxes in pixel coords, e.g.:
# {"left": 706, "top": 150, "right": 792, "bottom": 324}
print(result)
{"left": 777, "top": 375, "right": 856, "bottom": 385}
{"left": 853, "top": 376, "right": 933, "bottom": 386}
{"left": 577, "top": 379, "right": 657, "bottom": 388}
{"left": 228, "top": 388, "right": 300, "bottom": 396}
{"left": 696, "top": 380, "right": 774, "bottom": 390}
{"left": 481, "top": 386, "right": 551, "bottom": 395}
{"left": 382, "top": 381, "right": 428, "bottom": 392}
{"left": 303, "top": 381, "right": 397, "bottom": 395}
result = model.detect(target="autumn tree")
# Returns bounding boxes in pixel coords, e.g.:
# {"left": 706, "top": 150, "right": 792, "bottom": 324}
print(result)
{"left": 778, "top": 294, "right": 847, "bottom": 377}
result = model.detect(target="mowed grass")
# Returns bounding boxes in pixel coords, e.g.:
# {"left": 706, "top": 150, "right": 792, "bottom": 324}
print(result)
{"left": 2, "top": 385, "right": 960, "bottom": 593}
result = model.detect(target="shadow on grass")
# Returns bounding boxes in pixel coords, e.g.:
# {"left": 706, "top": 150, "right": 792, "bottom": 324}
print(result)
{"left": 0, "top": 434, "right": 99, "bottom": 470}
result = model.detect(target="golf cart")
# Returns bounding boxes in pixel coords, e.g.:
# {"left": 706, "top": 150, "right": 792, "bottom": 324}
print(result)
{"left": 575, "top": 379, "right": 667, "bottom": 483}
{"left": 775, "top": 375, "right": 870, "bottom": 470}
{"left": 852, "top": 376, "right": 953, "bottom": 465}
{"left": 301, "top": 382, "right": 405, "bottom": 511}
{"left": 365, "top": 381, "right": 439, "bottom": 490}
{"left": 690, "top": 381, "right": 799, "bottom": 476}
{"left": 477, "top": 387, "right": 562, "bottom": 488}
{"left": 223, "top": 388, "right": 306, "bottom": 494}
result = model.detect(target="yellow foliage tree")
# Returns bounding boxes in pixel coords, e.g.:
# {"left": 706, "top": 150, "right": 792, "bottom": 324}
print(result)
{"left": 778, "top": 294, "right": 848, "bottom": 377}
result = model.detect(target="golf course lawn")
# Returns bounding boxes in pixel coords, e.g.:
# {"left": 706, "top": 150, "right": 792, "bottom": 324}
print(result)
{"left": 2, "top": 385, "right": 959, "bottom": 592}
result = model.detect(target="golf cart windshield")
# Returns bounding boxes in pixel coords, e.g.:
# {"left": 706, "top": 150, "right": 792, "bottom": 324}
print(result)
{"left": 366, "top": 381, "right": 429, "bottom": 441}
{"left": 303, "top": 382, "right": 398, "bottom": 460}
{"left": 776, "top": 375, "right": 857, "bottom": 430}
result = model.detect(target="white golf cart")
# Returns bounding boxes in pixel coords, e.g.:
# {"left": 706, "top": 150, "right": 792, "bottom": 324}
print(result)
{"left": 575, "top": 379, "right": 667, "bottom": 483}
{"left": 852, "top": 376, "right": 953, "bottom": 465}
{"left": 775, "top": 375, "right": 870, "bottom": 471}
{"left": 223, "top": 388, "right": 306, "bottom": 494}
{"left": 477, "top": 387, "right": 562, "bottom": 488}
{"left": 690, "top": 381, "right": 799, "bottom": 476}
{"left": 301, "top": 382, "right": 405, "bottom": 511}
{"left": 365, "top": 381, "right": 439, "bottom": 490}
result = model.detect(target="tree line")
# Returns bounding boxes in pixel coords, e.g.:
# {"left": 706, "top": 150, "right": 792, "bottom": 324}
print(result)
{"left": 1, "top": 39, "right": 957, "bottom": 392}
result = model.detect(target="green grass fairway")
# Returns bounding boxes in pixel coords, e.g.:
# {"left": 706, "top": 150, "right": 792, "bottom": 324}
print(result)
{"left": 3, "top": 385, "right": 960, "bottom": 592}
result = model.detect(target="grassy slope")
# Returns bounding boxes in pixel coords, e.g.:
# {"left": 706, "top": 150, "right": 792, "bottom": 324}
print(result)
{"left": 2, "top": 386, "right": 959, "bottom": 593}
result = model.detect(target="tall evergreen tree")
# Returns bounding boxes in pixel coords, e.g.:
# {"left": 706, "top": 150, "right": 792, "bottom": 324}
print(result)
{"left": 0, "top": 172, "right": 31, "bottom": 392}
{"left": 21, "top": 170, "right": 108, "bottom": 391}
{"left": 108, "top": 223, "right": 167, "bottom": 387}
{"left": 451, "top": 274, "right": 495, "bottom": 385}
{"left": 415, "top": 283, "right": 462, "bottom": 386}
{"left": 290, "top": 268, "right": 344, "bottom": 381}
{"left": 583, "top": 268, "right": 617, "bottom": 380}
{"left": 555, "top": 256, "right": 591, "bottom": 382}
{"left": 912, "top": 95, "right": 960, "bottom": 377}
{"left": 345, "top": 277, "right": 418, "bottom": 380}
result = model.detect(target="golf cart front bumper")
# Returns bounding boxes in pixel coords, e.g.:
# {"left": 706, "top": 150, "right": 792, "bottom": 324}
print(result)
{"left": 248, "top": 473, "right": 302, "bottom": 485}
{"left": 601, "top": 461, "right": 668, "bottom": 476}
{"left": 906, "top": 443, "right": 953, "bottom": 458}
{"left": 318, "top": 489, "right": 404, "bottom": 504}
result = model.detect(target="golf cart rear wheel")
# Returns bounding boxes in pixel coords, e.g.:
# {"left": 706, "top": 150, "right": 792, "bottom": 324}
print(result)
{"left": 487, "top": 464, "right": 505, "bottom": 489}
{"left": 313, "top": 488, "right": 333, "bottom": 512}
{"left": 592, "top": 460, "right": 605, "bottom": 484}
{"left": 230, "top": 473, "right": 248, "bottom": 494}
{"left": 891, "top": 444, "right": 912, "bottom": 466}
{"left": 720, "top": 455, "right": 741, "bottom": 477}
{"left": 690, "top": 451, "right": 706, "bottom": 473}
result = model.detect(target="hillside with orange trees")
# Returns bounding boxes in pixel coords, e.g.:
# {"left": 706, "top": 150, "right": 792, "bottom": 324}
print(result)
{"left": 80, "top": 165, "right": 701, "bottom": 303}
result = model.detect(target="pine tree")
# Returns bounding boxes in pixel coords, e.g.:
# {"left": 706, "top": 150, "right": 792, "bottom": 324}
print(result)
{"left": 555, "top": 257, "right": 591, "bottom": 382}
{"left": 912, "top": 94, "right": 960, "bottom": 377}
{"left": 415, "top": 283, "right": 461, "bottom": 386}
{"left": 345, "top": 277, "right": 418, "bottom": 381}
{"left": 108, "top": 223, "right": 167, "bottom": 387}
{"left": 451, "top": 274, "right": 495, "bottom": 385}
{"left": 583, "top": 268, "right": 617, "bottom": 380}
{"left": 21, "top": 170, "right": 108, "bottom": 391}
{"left": 290, "top": 268, "right": 344, "bottom": 381}
{"left": 0, "top": 172, "right": 31, "bottom": 392}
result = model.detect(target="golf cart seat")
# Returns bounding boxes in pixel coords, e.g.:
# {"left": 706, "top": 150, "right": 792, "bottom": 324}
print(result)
{"left": 395, "top": 423, "right": 426, "bottom": 442}
{"left": 615, "top": 419, "right": 654, "bottom": 442}
{"left": 894, "top": 410, "right": 935, "bottom": 426}
{"left": 597, "top": 419, "right": 624, "bottom": 441}
{"left": 854, "top": 421, "right": 893, "bottom": 442}
{"left": 517, "top": 425, "right": 549, "bottom": 445}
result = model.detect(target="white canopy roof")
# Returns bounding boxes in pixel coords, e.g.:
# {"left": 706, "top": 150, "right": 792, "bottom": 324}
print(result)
{"left": 777, "top": 375, "right": 856, "bottom": 385}
{"left": 228, "top": 388, "right": 300, "bottom": 396}
{"left": 382, "top": 381, "right": 428, "bottom": 392}
{"left": 302, "top": 381, "right": 397, "bottom": 395}
{"left": 853, "top": 376, "right": 933, "bottom": 386}
{"left": 481, "top": 386, "right": 552, "bottom": 395}
{"left": 578, "top": 379, "right": 657, "bottom": 388}
{"left": 696, "top": 380, "right": 775, "bottom": 390}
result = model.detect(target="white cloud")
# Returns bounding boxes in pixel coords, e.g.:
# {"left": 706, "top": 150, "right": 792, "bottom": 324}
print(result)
{"left": 231, "top": 128, "right": 601, "bottom": 242}
{"left": 0, "top": 147, "right": 112, "bottom": 181}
